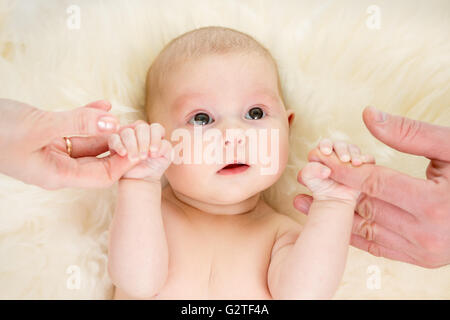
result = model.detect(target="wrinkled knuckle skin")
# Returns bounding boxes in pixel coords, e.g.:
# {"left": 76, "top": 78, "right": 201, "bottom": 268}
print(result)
{"left": 398, "top": 117, "right": 422, "bottom": 144}
{"left": 357, "top": 220, "right": 375, "bottom": 241}
{"left": 76, "top": 110, "right": 91, "bottom": 135}
{"left": 361, "top": 169, "right": 384, "bottom": 198}
{"left": 357, "top": 194, "right": 374, "bottom": 221}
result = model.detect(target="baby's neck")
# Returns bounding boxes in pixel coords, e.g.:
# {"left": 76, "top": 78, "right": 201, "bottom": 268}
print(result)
{"left": 164, "top": 184, "right": 261, "bottom": 219}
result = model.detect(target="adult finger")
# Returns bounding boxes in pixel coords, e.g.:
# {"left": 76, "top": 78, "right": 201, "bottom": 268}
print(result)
{"left": 363, "top": 106, "right": 450, "bottom": 161}
{"left": 350, "top": 234, "right": 420, "bottom": 266}
{"left": 355, "top": 194, "right": 418, "bottom": 240}
{"left": 295, "top": 192, "right": 418, "bottom": 244}
{"left": 66, "top": 101, "right": 117, "bottom": 157}
{"left": 69, "top": 136, "right": 110, "bottom": 158}
{"left": 83, "top": 100, "right": 112, "bottom": 112}
{"left": 307, "top": 148, "right": 436, "bottom": 217}
{"left": 40, "top": 102, "right": 119, "bottom": 146}
{"left": 69, "top": 154, "right": 134, "bottom": 188}
{"left": 352, "top": 214, "right": 416, "bottom": 254}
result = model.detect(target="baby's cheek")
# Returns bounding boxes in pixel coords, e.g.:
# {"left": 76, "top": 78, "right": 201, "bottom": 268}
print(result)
{"left": 258, "top": 127, "right": 289, "bottom": 176}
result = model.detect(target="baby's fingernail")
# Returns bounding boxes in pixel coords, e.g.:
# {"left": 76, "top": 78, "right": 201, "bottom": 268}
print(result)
{"left": 98, "top": 117, "right": 117, "bottom": 131}
{"left": 322, "top": 147, "right": 332, "bottom": 155}
{"left": 140, "top": 152, "right": 147, "bottom": 160}
{"left": 341, "top": 155, "right": 351, "bottom": 162}
{"left": 118, "top": 149, "right": 127, "bottom": 157}
{"left": 150, "top": 146, "right": 158, "bottom": 153}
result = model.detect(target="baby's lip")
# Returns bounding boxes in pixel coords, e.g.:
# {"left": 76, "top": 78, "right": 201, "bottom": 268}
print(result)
{"left": 217, "top": 162, "right": 250, "bottom": 174}
{"left": 218, "top": 161, "right": 248, "bottom": 170}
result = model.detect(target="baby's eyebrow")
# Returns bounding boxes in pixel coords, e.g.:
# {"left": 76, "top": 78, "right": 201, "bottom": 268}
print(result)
{"left": 171, "top": 92, "right": 207, "bottom": 112}
{"left": 170, "top": 89, "right": 282, "bottom": 114}
{"left": 250, "top": 90, "right": 283, "bottom": 107}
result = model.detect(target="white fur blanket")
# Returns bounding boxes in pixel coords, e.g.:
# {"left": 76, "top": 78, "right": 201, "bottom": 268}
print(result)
{"left": 0, "top": 0, "right": 449, "bottom": 299}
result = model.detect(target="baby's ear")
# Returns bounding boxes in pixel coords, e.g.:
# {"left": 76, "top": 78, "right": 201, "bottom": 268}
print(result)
{"left": 287, "top": 109, "right": 295, "bottom": 128}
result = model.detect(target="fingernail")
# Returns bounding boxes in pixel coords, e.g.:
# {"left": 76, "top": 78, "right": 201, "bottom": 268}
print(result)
{"left": 368, "top": 106, "right": 388, "bottom": 123}
{"left": 98, "top": 117, "right": 117, "bottom": 131}
{"left": 140, "top": 152, "right": 147, "bottom": 160}
{"left": 322, "top": 147, "right": 332, "bottom": 155}
{"left": 150, "top": 146, "right": 158, "bottom": 153}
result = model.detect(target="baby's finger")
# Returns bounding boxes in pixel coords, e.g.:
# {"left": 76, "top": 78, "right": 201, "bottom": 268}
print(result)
{"left": 108, "top": 133, "right": 127, "bottom": 157}
{"left": 149, "top": 123, "right": 165, "bottom": 156}
{"left": 302, "top": 162, "right": 332, "bottom": 181}
{"left": 120, "top": 127, "right": 139, "bottom": 161}
{"left": 334, "top": 141, "right": 351, "bottom": 162}
{"left": 319, "top": 138, "right": 333, "bottom": 155}
{"left": 361, "top": 154, "right": 376, "bottom": 164}
{"left": 136, "top": 123, "right": 150, "bottom": 160}
{"left": 348, "top": 144, "right": 363, "bottom": 166}
{"left": 159, "top": 139, "right": 174, "bottom": 162}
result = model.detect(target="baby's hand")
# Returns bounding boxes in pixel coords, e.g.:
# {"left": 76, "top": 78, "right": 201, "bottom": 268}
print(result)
{"left": 317, "top": 138, "right": 375, "bottom": 166}
{"left": 301, "top": 139, "right": 374, "bottom": 204}
{"left": 108, "top": 121, "right": 172, "bottom": 183}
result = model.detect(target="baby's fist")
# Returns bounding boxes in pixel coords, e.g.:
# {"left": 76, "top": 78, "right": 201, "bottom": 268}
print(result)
{"left": 301, "top": 162, "right": 360, "bottom": 204}
{"left": 108, "top": 121, "right": 172, "bottom": 182}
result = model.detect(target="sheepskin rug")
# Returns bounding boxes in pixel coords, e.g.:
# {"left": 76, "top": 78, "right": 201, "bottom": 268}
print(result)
{"left": 0, "top": 0, "right": 449, "bottom": 299}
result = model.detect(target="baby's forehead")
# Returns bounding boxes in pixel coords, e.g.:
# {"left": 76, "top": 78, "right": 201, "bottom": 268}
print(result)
{"left": 172, "top": 88, "right": 280, "bottom": 108}
{"left": 146, "top": 52, "right": 283, "bottom": 119}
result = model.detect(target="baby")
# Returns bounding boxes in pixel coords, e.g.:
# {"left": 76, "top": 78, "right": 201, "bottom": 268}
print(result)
{"left": 107, "top": 27, "right": 374, "bottom": 299}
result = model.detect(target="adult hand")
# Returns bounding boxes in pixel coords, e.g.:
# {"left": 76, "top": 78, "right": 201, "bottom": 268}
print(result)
{"left": 0, "top": 99, "right": 135, "bottom": 189}
{"left": 294, "top": 106, "right": 450, "bottom": 268}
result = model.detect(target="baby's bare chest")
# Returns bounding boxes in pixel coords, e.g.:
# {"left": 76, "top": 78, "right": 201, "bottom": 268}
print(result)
{"left": 153, "top": 209, "right": 279, "bottom": 299}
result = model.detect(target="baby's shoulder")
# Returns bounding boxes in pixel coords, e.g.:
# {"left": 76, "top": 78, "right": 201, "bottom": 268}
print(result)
{"left": 259, "top": 201, "right": 303, "bottom": 236}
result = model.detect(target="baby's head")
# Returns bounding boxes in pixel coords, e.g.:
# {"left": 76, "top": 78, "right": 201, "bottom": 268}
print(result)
{"left": 145, "top": 26, "right": 294, "bottom": 208}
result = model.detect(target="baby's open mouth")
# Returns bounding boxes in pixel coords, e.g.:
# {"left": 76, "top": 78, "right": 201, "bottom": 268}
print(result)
{"left": 217, "top": 163, "right": 250, "bottom": 175}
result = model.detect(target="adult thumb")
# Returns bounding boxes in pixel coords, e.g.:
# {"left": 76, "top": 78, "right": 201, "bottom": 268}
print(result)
{"left": 43, "top": 100, "right": 119, "bottom": 143}
{"left": 362, "top": 106, "right": 450, "bottom": 161}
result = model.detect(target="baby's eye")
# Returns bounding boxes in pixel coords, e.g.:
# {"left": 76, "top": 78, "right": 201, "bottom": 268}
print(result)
{"left": 188, "top": 112, "right": 214, "bottom": 126}
{"left": 245, "top": 107, "right": 265, "bottom": 120}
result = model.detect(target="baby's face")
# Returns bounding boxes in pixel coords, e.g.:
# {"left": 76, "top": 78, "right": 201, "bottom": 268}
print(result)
{"left": 149, "top": 52, "right": 294, "bottom": 205}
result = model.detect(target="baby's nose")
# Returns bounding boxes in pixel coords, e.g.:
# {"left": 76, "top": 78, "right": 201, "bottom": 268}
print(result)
{"left": 224, "top": 136, "right": 243, "bottom": 146}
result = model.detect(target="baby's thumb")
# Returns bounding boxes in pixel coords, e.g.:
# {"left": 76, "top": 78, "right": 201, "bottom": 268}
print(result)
{"left": 301, "top": 162, "right": 331, "bottom": 192}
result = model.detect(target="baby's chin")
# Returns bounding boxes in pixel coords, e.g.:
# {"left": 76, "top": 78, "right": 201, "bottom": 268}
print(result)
{"left": 187, "top": 176, "right": 277, "bottom": 206}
